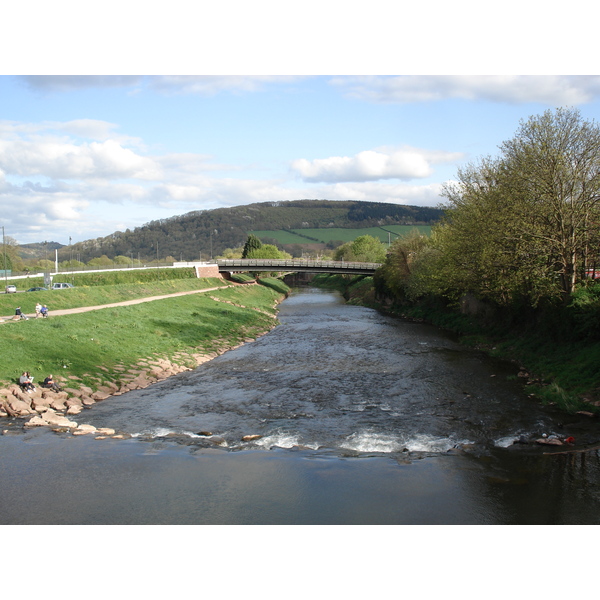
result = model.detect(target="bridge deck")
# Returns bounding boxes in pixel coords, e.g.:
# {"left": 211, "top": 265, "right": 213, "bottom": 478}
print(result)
{"left": 217, "top": 259, "right": 381, "bottom": 275}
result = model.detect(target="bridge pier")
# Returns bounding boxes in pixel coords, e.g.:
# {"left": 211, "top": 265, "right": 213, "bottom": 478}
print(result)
{"left": 173, "top": 261, "right": 222, "bottom": 278}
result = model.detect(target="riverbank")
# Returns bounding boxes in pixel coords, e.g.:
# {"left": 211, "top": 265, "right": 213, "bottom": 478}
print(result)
{"left": 0, "top": 278, "right": 289, "bottom": 436}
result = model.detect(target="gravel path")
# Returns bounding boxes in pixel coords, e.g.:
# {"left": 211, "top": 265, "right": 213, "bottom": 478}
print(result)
{"left": 0, "top": 285, "right": 231, "bottom": 321}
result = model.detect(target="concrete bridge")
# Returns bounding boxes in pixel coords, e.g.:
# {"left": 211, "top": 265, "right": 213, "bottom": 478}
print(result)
{"left": 216, "top": 259, "right": 382, "bottom": 275}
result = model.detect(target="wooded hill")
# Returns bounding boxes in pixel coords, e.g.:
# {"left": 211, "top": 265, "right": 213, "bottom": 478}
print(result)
{"left": 48, "top": 200, "right": 443, "bottom": 263}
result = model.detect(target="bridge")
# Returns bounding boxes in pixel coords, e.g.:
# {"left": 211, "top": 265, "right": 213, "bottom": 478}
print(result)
{"left": 216, "top": 259, "right": 382, "bottom": 275}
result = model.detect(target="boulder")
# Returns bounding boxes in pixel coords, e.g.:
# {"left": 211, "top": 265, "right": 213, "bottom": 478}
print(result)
{"left": 40, "top": 410, "right": 77, "bottom": 428}
{"left": 91, "top": 391, "right": 111, "bottom": 401}
{"left": 32, "top": 396, "right": 54, "bottom": 411}
{"left": 50, "top": 398, "right": 67, "bottom": 411}
{"left": 8, "top": 398, "right": 34, "bottom": 415}
{"left": 96, "top": 427, "right": 116, "bottom": 436}
{"left": 24, "top": 415, "right": 49, "bottom": 427}
{"left": 74, "top": 424, "right": 97, "bottom": 434}
{"left": 242, "top": 434, "right": 262, "bottom": 442}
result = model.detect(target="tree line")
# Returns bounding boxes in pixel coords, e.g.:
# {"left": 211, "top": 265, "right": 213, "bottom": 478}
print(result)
{"left": 374, "top": 107, "right": 600, "bottom": 340}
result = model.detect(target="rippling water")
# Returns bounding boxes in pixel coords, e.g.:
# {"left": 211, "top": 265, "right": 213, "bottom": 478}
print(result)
{"left": 2, "top": 287, "right": 600, "bottom": 524}
{"left": 83, "top": 288, "right": 563, "bottom": 454}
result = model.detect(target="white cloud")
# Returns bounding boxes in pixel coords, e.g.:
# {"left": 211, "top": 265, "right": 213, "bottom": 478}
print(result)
{"left": 18, "top": 75, "right": 143, "bottom": 92}
{"left": 16, "top": 75, "right": 304, "bottom": 97}
{"left": 311, "top": 181, "right": 444, "bottom": 207}
{"left": 330, "top": 75, "right": 600, "bottom": 105}
{"left": 0, "top": 138, "right": 161, "bottom": 180}
{"left": 147, "top": 75, "right": 303, "bottom": 96}
{"left": 291, "top": 147, "right": 462, "bottom": 183}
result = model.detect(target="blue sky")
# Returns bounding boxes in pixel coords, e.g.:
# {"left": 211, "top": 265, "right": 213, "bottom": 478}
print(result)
{"left": 3, "top": 75, "right": 600, "bottom": 246}
{"left": 1, "top": 1, "right": 598, "bottom": 247}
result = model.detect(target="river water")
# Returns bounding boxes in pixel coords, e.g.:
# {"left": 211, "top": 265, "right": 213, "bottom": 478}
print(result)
{"left": 2, "top": 287, "right": 600, "bottom": 524}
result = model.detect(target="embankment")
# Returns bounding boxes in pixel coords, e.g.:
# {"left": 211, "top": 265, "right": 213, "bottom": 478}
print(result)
{"left": 1, "top": 279, "right": 289, "bottom": 436}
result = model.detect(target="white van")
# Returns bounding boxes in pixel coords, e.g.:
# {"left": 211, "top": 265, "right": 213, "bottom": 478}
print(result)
{"left": 52, "top": 282, "right": 75, "bottom": 290}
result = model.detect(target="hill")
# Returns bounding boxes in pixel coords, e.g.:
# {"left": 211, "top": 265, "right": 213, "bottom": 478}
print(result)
{"left": 17, "top": 241, "right": 64, "bottom": 261}
{"left": 45, "top": 199, "right": 443, "bottom": 263}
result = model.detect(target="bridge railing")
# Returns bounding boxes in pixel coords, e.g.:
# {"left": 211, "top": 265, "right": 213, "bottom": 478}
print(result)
{"left": 217, "top": 259, "right": 382, "bottom": 271}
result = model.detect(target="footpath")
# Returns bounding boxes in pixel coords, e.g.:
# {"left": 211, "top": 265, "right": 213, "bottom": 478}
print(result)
{"left": 0, "top": 286, "right": 231, "bottom": 322}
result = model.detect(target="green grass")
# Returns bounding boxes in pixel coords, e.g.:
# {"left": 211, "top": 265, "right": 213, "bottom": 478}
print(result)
{"left": 0, "top": 282, "right": 288, "bottom": 392}
{"left": 0, "top": 277, "right": 226, "bottom": 317}
{"left": 250, "top": 225, "right": 431, "bottom": 246}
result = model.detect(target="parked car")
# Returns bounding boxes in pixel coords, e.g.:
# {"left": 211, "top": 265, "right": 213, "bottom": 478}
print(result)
{"left": 5, "top": 285, "right": 17, "bottom": 293}
{"left": 52, "top": 282, "right": 75, "bottom": 290}
{"left": 27, "top": 287, "right": 48, "bottom": 292}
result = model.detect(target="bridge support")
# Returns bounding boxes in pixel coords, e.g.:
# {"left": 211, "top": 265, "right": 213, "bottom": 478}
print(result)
{"left": 173, "top": 261, "right": 222, "bottom": 279}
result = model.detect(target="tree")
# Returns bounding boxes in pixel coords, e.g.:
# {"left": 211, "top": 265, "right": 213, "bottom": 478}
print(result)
{"left": 437, "top": 108, "right": 600, "bottom": 307}
{"left": 87, "top": 255, "right": 114, "bottom": 267}
{"left": 217, "top": 247, "right": 244, "bottom": 259}
{"left": 375, "top": 230, "right": 432, "bottom": 300}
{"left": 113, "top": 255, "right": 134, "bottom": 265}
{"left": 333, "top": 235, "right": 387, "bottom": 263}
{"left": 2, "top": 235, "right": 23, "bottom": 273}
{"left": 245, "top": 244, "right": 292, "bottom": 260}
{"left": 500, "top": 108, "right": 600, "bottom": 298}
{"left": 242, "top": 234, "right": 262, "bottom": 258}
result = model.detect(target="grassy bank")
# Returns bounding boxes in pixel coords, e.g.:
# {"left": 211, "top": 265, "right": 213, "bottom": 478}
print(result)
{"left": 1, "top": 277, "right": 227, "bottom": 316}
{"left": 312, "top": 273, "right": 600, "bottom": 415}
{"left": 1, "top": 279, "right": 289, "bottom": 394}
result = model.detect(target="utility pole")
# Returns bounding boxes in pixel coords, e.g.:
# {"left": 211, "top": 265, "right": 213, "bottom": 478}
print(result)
{"left": 2, "top": 226, "right": 7, "bottom": 288}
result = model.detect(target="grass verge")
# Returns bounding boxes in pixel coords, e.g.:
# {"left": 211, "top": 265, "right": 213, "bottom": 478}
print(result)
{"left": 0, "top": 277, "right": 227, "bottom": 316}
{"left": 1, "top": 280, "right": 289, "bottom": 394}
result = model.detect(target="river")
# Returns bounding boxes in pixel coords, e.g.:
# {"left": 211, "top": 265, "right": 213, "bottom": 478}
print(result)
{"left": 2, "top": 287, "right": 600, "bottom": 525}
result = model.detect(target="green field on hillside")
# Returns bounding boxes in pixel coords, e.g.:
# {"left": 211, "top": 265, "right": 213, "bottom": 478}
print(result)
{"left": 251, "top": 225, "right": 431, "bottom": 246}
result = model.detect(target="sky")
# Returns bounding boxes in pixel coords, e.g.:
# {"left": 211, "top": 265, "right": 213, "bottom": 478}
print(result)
{"left": 2, "top": 2, "right": 599, "bottom": 251}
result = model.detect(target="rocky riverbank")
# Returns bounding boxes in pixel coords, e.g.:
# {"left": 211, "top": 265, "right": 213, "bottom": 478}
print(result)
{"left": 1, "top": 283, "right": 286, "bottom": 439}
{"left": 0, "top": 335, "right": 271, "bottom": 440}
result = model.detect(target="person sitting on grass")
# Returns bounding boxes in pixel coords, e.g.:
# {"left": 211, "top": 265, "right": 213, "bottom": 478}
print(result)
{"left": 15, "top": 307, "right": 28, "bottom": 320}
{"left": 19, "top": 372, "right": 35, "bottom": 392}
{"left": 42, "top": 374, "right": 61, "bottom": 392}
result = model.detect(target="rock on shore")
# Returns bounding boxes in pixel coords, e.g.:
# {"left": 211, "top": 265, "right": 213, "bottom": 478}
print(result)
{"left": 0, "top": 336, "right": 272, "bottom": 438}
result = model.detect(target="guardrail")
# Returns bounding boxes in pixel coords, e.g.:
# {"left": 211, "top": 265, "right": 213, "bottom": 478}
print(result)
{"left": 217, "top": 259, "right": 382, "bottom": 273}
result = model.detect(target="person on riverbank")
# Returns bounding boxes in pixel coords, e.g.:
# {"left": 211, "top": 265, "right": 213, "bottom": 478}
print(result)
{"left": 42, "top": 374, "right": 61, "bottom": 392}
{"left": 35, "top": 303, "right": 42, "bottom": 318}
{"left": 15, "top": 307, "right": 27, "bottom": 320}
{"left": 19, "top": 372, "right": 35, "bottom": 392}
{"left": 40, "top": 305, "right": 48, "bottom": 318}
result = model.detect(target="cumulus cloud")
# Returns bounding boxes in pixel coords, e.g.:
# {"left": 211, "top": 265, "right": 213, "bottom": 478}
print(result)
{"left": 291, "top": 147, "right": 462, "bottom": 183}
{"left": 330, "top": 75, "right": 600, "bottom": 105}
{"left": 0, "top": 138, "right": 161, "bottom": 180}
